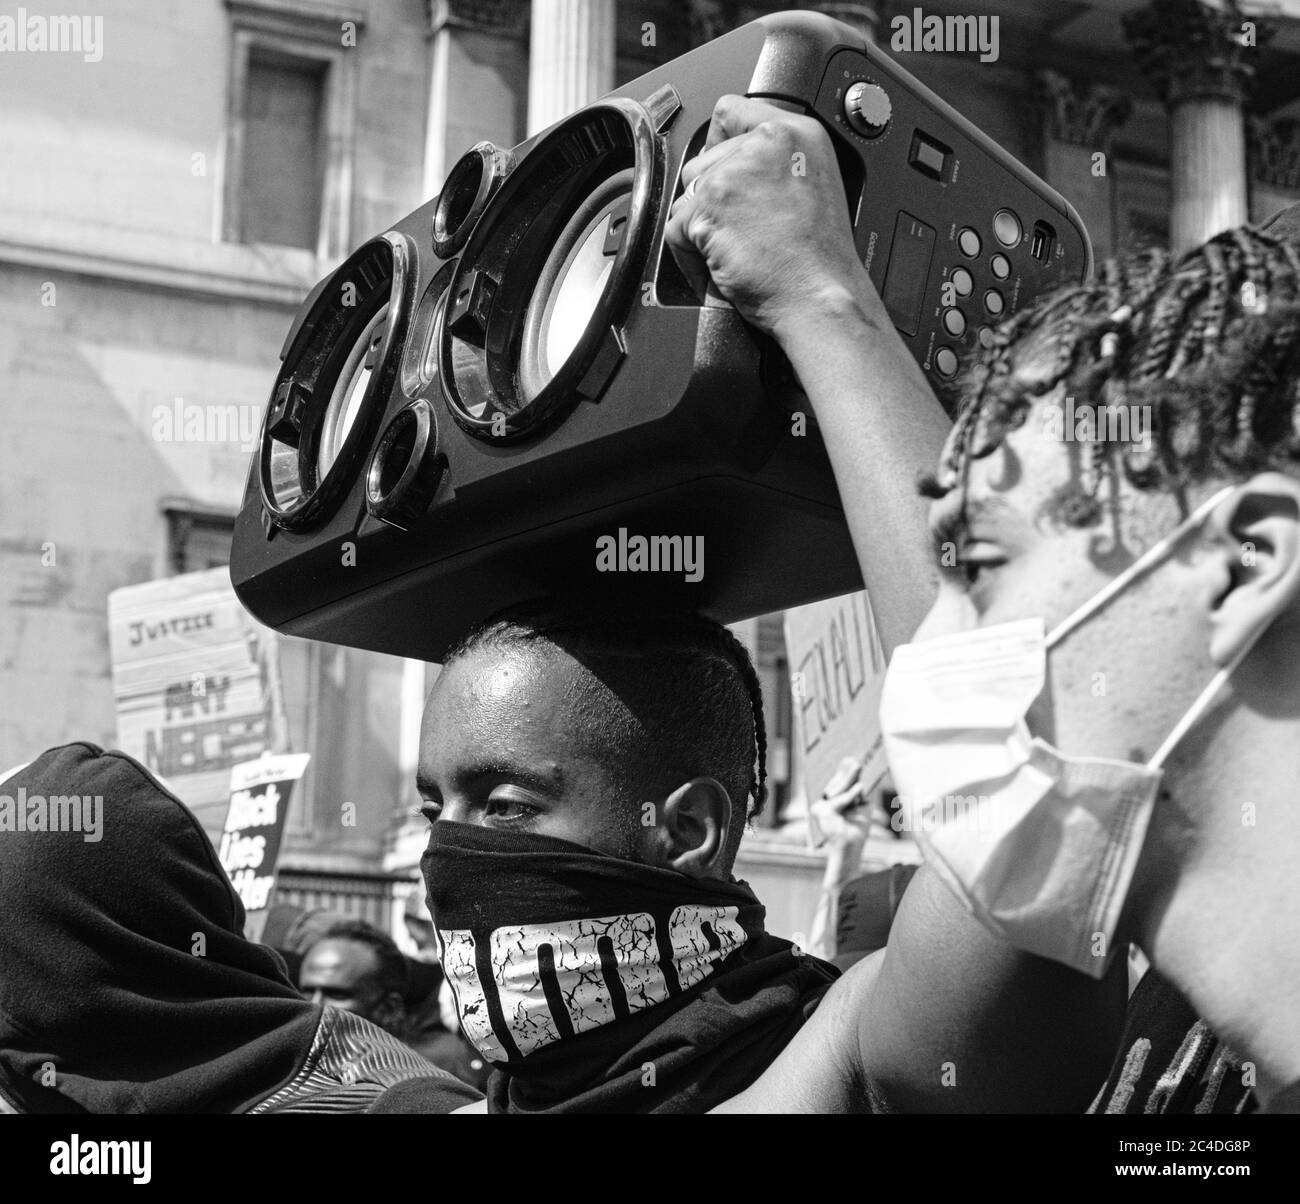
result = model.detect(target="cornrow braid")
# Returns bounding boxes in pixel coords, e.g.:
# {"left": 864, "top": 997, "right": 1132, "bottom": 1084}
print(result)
{"left": 941, "top": 222, "right": 1300, "bottom": 516}
{"left": 672, "top": 611, "right": 769, "bottom": 817}
{"left": 445, "top": 604, "right": 769, "bottom": 820}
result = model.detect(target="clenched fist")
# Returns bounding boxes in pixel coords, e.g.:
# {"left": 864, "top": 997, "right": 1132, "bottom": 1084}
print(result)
{"left": 664, "top": 95, "right": 874, "bottom": 344}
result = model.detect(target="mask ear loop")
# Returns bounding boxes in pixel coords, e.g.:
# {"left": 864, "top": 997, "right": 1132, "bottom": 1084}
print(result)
{"left": 1046, "top": 485, "right": 1238, "bottom": 648}
{"left": 1147, "top": 635, "right": 1259, "bottom": 771}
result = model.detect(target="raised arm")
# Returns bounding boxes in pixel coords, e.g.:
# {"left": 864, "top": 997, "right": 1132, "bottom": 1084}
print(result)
{"left": 718, "top": 867, "right": 1127, "bottom": 1112}
{"left": 664, "top": 94, "right": 948, "bottom": 655}
{"left": 672, "top": 97, "right": 1127, "bottom": 1113}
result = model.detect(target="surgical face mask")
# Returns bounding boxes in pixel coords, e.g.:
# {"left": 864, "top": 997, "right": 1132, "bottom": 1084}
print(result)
{"left": 880, "top": 486, "right": 1262, "bottom": 978}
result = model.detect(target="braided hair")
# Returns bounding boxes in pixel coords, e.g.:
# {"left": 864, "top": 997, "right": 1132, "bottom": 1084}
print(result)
{"left": 443, "top": 604, "right": 768, "bottom": 862}
{"left": 932, "top": 225, "right": 1300, "bottom": 524}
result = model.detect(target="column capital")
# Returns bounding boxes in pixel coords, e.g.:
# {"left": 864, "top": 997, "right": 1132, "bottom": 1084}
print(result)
{"left": 425, "top": 0, "right": 529, "bottom": 39}
{"left": 1248, "top": 115, "right": 1300, "bottom": 191}
{"left": 1034, "top": 70, "right": 1132, "bottom": 148}
{"left": 1123, "top": 0, "right": 1272, "bottom": 107}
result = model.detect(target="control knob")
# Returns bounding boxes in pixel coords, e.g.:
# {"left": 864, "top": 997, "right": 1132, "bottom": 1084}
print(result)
{"left": 844, "top": 80, "right": 891, "bottom": 137}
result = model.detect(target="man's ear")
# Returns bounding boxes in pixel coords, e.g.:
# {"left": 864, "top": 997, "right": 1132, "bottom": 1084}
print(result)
{"left": 656, "top": 777, "right": 732, "bottom": 879}
{"left": 1204, "top": 474, "right": 1300, "bottom": 665}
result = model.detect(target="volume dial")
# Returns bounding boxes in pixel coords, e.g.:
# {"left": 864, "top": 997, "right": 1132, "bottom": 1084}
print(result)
{"left": 844, "top": 80, "right": 891, "bottom": 137}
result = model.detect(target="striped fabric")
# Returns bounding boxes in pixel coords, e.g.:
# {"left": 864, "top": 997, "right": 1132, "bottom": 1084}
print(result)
{"left": 250, "top": 1006, "right": 477, "bottom": 1114}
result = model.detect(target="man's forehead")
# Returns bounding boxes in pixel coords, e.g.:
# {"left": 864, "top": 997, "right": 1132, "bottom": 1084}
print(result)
{"left": 419, "top": 645, "right": 585, "bottom": 778}
{"left": 435, "top": 645, "right": 553, "bottom": 704}
{"left": 304, "top": 940, "right": 373, "bottom": 975}
{"left": 424, "top": 645, "right": 565, "bottom": 731}
{"left": 932, "top": 395, "right": 1078, "bottom": 527}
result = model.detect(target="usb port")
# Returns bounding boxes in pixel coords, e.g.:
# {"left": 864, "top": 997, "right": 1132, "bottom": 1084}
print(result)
{"left": 1031, "top": 220, "right": 1055, "bottom": 262}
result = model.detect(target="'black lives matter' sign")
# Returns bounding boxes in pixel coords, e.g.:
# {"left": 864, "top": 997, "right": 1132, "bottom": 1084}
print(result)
{"left": 218, "top": 753, "right": 309, "bottom": 941}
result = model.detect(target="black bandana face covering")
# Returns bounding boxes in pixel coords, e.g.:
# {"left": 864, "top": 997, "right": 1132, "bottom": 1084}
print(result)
{"left": 422, "top": 821, "right": 767, "bottom": 1068}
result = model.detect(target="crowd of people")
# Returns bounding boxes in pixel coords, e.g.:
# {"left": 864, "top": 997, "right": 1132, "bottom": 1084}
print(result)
{"left": 2, "top": 95, "right": 1298, "bottom": 1115}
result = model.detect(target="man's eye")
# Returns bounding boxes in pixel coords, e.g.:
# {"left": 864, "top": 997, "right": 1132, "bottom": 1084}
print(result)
{"left": 484, "top": 792, "right": 540, "bottom": 824}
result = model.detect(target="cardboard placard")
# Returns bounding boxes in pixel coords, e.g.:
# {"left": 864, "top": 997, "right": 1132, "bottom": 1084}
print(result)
{"left": 219, "top": 753, "right": 310, "bottom": 942}
{"left": 108, "top": 568, "right": 287, "bottom": 836}
{"left": 783, "top": 591, "right": 889, "bottom": 831}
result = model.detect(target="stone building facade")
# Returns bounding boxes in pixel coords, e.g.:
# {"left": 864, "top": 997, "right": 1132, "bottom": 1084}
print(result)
{"left": 3, "top": 0, "right": 1299, "bottom": 937}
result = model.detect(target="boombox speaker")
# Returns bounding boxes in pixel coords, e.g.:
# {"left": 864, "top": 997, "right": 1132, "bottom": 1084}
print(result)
{"left": 230, "top": 9, "right": 1091, "bottom": 661}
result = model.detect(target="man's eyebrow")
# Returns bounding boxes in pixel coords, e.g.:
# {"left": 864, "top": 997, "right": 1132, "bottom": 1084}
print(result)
{"left": 964, "top": 495, "right": 1013, "bottom": 527}
{"left": 417, "top": 759, "right": 565, "bottom": 798}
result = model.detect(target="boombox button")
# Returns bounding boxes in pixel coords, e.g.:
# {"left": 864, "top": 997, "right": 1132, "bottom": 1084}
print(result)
{"left": 993, "top": 209, "right": 1022, "bottom": 248}
{"left": 949, "top": 267, "right": 973, "bottom": 297}
{"left": 990, "top": 253, "right": 1011, "bottom": 280}
{"left": 978, "top": 325, "right": 996, "bottom": 349}
{"left": 957, "top": 228, "right": 981, "bottom": 258}
{"left": 942, "top": 308, "right": 966, "bottom": 337}
{"left": 934, "top": 347, "right": 959, "bottom": 378}
{"left": 984, "top": 289, "right": 1005, "bottom": 316}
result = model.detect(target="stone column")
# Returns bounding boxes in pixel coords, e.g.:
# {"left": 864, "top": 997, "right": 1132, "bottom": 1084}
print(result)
{"left": 1034, "top": 71, "right": 1132, "bottom": 262}
{"left": 1124, "top": 0, "right": 1270, "bottom": 254}
{"left": 1248, "top": 115, "right": 1300, "bottom": 226}
{"left": 526, "top": 0, "right": 616, "bottom": 137}
{"left": 423, "top": 0, "right": 529, "bottom": 201}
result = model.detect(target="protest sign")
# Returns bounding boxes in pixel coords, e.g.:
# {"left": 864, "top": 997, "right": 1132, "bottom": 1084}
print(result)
{"left": 782, "top": 590, "right": 889, "bottom": 840}
{"left": 219, "top": 752, "right": 310, "bottom": 942}
{"left": 108, "top": 567, "right": 288, "bottom": 836}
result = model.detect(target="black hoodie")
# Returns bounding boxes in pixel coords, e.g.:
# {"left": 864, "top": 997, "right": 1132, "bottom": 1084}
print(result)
{"left": 0, "top": 742, "right": 476, "bottom": 1114}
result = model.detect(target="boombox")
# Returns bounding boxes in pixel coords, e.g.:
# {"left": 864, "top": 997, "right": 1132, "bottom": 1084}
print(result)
{"left": 230, "top": 10, "right": 1090, "bottom": 661}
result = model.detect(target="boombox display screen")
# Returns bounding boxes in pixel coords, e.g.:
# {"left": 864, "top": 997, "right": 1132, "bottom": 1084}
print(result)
{"left": 230, "top": 10, "right": 1091, "bottom": 661}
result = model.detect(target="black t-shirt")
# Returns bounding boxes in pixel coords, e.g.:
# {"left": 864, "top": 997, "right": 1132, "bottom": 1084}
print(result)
{"left": 1089, "top": 969, "right": 1256, "bottom": 1115}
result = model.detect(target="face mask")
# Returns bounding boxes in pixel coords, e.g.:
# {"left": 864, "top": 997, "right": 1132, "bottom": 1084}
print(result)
{"left": 422, "top": 821, "right": 764, "bottom": 1066}
{"left": 880, "top": 486, "right": 1263, "bottom": 978}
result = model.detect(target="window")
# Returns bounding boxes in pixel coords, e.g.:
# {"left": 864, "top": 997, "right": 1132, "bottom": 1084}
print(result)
{"left": 162, "top": 503, "right": 236, "bottom": 574}
{"left": 222, "top": 0, "right": 363, "bottom": 260}
{"left": 239, "top": 47, "right": 328, "bottom": 249}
